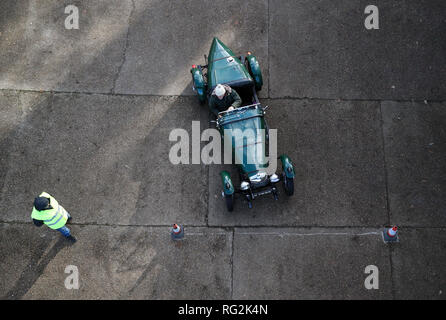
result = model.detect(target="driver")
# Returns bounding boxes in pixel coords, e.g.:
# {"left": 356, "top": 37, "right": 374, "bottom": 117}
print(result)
{"left": 209, "top": 84, "right": 241, "bottom": 118}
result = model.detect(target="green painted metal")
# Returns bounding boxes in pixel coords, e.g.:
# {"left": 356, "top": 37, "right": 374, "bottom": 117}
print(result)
{"left": 219, "top": 106, "right": 267, "bottom": 179}
{"left": 207, "top": 37, "right": 252, "bottom": 90}
{"left": 246, "top": 53, "right": 263, "bottom": 91}
{"left": 220, "top": 170, "right": 235, "bottom": 195}
{"left": 190, "top": 66, "right": 206, "bottom": 103}
{"left": 280, "top": 154, "right": 295, "bottom": 178}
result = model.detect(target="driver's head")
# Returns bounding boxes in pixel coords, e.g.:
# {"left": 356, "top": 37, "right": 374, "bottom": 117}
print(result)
{"left": 214, "top": 84, "right": 226, "bottom": 100}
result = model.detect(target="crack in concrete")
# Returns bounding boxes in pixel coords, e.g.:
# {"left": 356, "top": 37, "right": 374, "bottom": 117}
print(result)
{"left": 379, "top": 101, "right": 392, "bottom": 226}
{"left": 111, "top": 0, "right": 135, "bottom": 94}
{"left": 234, "top": 231, "right": 381, "bottom": 237}
{"left": 388, "top": 245, "right": 396, "bottom": 299}
{"left": 267, "top": 0, "right": 270, "bottom": 99}
{"left": 1, "top": 88, "right": 445, "bottom": 103}
{"left": 230, "top": 228, "right": 234, "bottom": 300}
{"left": 1, "top": 220, "right": 445, "bottom": 229}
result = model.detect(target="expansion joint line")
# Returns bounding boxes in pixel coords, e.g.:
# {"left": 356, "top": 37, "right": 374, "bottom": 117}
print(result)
{"left": 111, "top": 0, "right": 135, "bottom": 94}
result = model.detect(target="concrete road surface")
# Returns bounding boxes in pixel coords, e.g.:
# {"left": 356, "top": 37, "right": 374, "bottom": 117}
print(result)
{"left": 0, "top": 0, "right": 445, "bottom": 299}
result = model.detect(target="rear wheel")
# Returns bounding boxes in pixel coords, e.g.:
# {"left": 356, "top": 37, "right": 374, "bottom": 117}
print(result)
{"left": 283, "top": 175, "right": 294, "bottom": 196}
{"left": 225, "top": 194, "right": 234, "bottom": 212}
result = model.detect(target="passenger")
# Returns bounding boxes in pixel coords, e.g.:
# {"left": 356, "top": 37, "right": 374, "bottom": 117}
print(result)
{"left": 208, "top": 84, "right": 242, "bottom": 118}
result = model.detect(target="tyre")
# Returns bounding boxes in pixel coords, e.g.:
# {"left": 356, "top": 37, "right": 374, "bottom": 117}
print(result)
{"left": 283, "top": 175, "right": 294, "bottom": 196}
{"left": 190, "top": 66, "right": 206, "bottom": 104}
{"left": 225, "top": 194, "right": 234, "bottom": 212}
{"left": 246, "top": 54, "right": 263, "bottom": 91}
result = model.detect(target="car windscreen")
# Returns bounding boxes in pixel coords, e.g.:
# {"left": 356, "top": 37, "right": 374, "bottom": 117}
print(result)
{"left": 222, "top": 116, "right": 267, "bottom": 168}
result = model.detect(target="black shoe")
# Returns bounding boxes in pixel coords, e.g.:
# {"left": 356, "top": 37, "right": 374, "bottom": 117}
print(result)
{"left": 67, "top": 235, "right": 77, "bottom": 243}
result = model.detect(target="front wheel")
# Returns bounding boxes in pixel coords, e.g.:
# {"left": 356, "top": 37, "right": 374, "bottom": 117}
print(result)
{"left": 225, "top": 194, "right": 234, "bottom": 212}
{"left": 246, "top": 54, "right": 263, "bottom": 91}
{"left": 191, "top": 66, "right": 206, "bottom": 104}
{"left": 283, "top": 176, "right": 294, "bottom": 196}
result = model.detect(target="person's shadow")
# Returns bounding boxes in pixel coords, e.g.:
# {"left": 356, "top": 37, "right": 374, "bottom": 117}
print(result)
{"left": 4, "top": 236, "right": 72, "bottom": 299}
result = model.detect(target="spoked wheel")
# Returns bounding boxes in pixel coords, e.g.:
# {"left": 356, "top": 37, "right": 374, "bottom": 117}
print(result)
{"left": 190, "top": 66, "right": 206, "bottom": 104}
{"left": 283, "top": 175, "right": 294, "bottom": 196}
{"left": 225, "top": 194, "right": 234, "bottom": 212}
{"left": 272, "top": 188, "right": 279, "bottom": 200}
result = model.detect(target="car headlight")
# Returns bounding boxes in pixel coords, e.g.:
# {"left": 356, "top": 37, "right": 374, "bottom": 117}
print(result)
{"left": 240, "top": 181, "right": 250, "bottom": 190}
{"left": 270, "top": 174, "right": 279, "bottom": 183}
{"left": 249, "top": 172, "right": 267, "bottom": 183}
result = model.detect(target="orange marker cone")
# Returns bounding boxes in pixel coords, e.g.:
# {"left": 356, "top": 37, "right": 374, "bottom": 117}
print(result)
{"left": 171, "top": 224, "right": 184, "bottom": 241}
{"left": 382, "top": 226, "right": 399, "bottom": 243}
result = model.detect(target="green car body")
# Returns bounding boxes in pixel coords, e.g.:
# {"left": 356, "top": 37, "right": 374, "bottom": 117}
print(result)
{"left": 218, "top": 104, "right": 267, "bottom": 181}
{"left": 207, "top": 38, "right": 253, "bottom": 90}
{"left": 191, "top": 38, "right": 294, "bottom": 211}
{"left": 191, "top": 38, "right": 262, "bottom": 102}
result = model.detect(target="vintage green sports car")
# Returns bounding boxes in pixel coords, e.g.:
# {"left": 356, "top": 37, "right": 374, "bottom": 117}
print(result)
{"left": 190, "top": 38, "right": 295, "bottom": 211}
